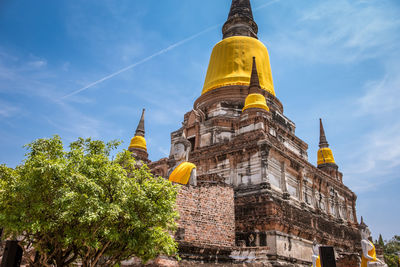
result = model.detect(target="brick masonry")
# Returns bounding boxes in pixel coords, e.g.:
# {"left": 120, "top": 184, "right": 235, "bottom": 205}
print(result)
{"left": 175, "top": 182, "right": 235, "bottom": 248}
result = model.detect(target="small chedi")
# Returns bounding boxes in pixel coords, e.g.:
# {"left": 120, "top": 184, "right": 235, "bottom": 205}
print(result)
{"left": 127, "top": 0, "right": 383, "bottom": 266}
{"left": 128, "top": 108, "right": 149, "bottom": 164}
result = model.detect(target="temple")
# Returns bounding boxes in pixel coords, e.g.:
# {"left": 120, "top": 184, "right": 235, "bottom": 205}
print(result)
{"left": 133, "top": 1, "right": 362, "bottom": 266}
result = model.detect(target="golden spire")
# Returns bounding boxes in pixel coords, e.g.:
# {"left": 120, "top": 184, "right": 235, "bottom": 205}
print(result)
{"left": 317, "top": 119, "right": 336, "bottom": 166}
{"left": 242, "top": 58, "right": 269, "bottom": 112}
{"left": 129, "top": 109, "right": 147, "bottom": 152}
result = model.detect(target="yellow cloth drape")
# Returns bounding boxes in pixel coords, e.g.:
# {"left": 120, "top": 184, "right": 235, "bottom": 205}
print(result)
{"left": 361, "top": 241, "right": 377, "bottom": 267}
{"left": 202, "top": 36, "right": 275, "bottom": 96}
{"left": 242, "top": 93, "right": 269, "bottom": 112}
{"left": 168, "top": 162, "right": 196, "bottom": 185}
{"left": 317, "top": 147, "right": 335, "bottom": 165}
{"left": 129, "top": 136, "right": 147, "bottom": 151}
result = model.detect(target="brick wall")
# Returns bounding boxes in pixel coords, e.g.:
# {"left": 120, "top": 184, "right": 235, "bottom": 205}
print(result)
{"left": 175, "top": 182, "right": 235, "bottom": 248}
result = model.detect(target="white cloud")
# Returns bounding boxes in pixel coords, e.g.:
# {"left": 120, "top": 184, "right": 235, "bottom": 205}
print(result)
{"left": 0, "top": 48, "right": 117, "bottom": 146}
{"left": 269, "top": 0, "right": 400, "bottom": 63}
{"left": 61, "top": 62, "right": 70, "bottom": 72}
{"left": 357, "top": 74, "right": 400, "bottom": 116}
{"left": 0, "top": 102, "right": 21, "bottom": 118}
{"left": 27, "top": 60, "right": 47, "bottom": 69}
{"left": 44, "top": 101, "right": 111, "bottom": 140}
{"left": 340, "top": 70, "right": 400, "bottom": 192}
{"left": 343, "top": 127, "right": 400, "bottom": 192}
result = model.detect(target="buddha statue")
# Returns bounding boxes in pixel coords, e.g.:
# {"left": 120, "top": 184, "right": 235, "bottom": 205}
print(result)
{"left": 168, "top": 134, "right": 197, "bottom": 186}
{"left": 360, "top": 217, "right": 387, "bottom": 267}
{"left": 312, "top": 241, "right": 321, "bottom": 267}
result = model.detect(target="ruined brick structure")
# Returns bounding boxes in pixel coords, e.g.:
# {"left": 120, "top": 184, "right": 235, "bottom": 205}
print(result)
{"left": 175, "top": 181, "right": 235, "bottom": 248}
{"left": 138, "top": 0, "right": 362, "bottom": 266}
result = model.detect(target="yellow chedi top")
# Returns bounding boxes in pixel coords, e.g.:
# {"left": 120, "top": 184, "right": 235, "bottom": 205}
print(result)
{"left": 202, "top": 36, "right": 275, "bottom": 96}
{"left": 317, "top": 147, "right": 335, "bottom": 165}
{"left": 129, "top": 109, "right": 147, "bottom": 152}
{"left": 129, "top": 136, "right": 147, "bottom": 151}
{"left": 242, "top": 93, "right": 269, "bottom": 112}
{"left": 317, "top": 119, "right": 337, "bottom": 166}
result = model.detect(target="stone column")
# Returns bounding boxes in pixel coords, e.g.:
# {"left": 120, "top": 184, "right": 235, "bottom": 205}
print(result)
{"left": 327, "top": 186, "right": 333, "bottom": 216}
{"left": 325, "top": 185, "right": 331, "bottom": 215}
{"left": 229, "top": 154, "right": 238, "bottom": 186}
{"left": 194, "top": 124, "right": 200, "bottom": 149}
{"left": 335, "top": 194, "right": 342, "bottom": 221}
{"left": 258, "top": 140, "right": 271, "bottom": 188}
{"left": 311, "top": 176, "right": 317, "bottom": 208}
{"left": 344, "top": 198, "right": 349, "bottom": 222}
{"left": 299, "top": 168, "right": 304, "bottom": 202}
{"left": 255, "top": 230, "right": 260, "bottom": 247}
{"left": 352, "top": 199, "right": 357, "bottom": 223}
{"left": 281, "top": 161, "right": 290, "bottom": 199}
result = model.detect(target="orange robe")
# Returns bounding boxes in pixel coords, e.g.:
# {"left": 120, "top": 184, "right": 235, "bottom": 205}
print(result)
{"left": 312, "top": 255, "right": 321, "bottom": 267}
{"left": 316, "top": 255, "right": 321, "bottom": 267}
{"left": 361, "top": 241, "right": 377, "bottom": 267}
{"left": 168, "top": 162, "right": 196, "bottom": 185}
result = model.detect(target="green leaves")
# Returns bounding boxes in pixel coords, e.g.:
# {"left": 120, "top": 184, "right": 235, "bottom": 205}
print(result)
{"left": 0, "top": 136, "right": 179, "bottom": 266}
{"left": 376, "top": 234, "right": 400, "bottom": 267}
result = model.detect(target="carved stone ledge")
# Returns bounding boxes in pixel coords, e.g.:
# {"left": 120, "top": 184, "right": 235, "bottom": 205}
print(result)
{"left": 282, "top": 191, "right": 291, "bottom": 200}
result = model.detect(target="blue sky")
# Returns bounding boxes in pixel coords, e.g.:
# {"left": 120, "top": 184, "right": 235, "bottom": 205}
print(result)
{"left": 1, "top": 0, "right": 399, "bottom": 240}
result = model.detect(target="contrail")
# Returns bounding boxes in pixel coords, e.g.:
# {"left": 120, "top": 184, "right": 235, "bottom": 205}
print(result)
{"left": 61, "top": 0, "right": 280, "bottom": 99}
{"left": 254, "top": 0, "right": 282, "bottom": 11}
{"left": 61, "top": 24, "right": 219, "bottom": 99}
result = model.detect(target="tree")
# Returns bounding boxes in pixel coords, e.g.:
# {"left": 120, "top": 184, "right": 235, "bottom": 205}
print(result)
{"left": 379, "top": 234, "right": 385, "bottom": 247}
{"left": 383, "top": 235, "right": 400, "bottom": 267}
{"left": 0, "top": 136, "right": 179, "bottom": 266}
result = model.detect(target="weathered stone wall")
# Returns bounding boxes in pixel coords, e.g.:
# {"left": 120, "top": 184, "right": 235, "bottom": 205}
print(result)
{"left": 235, "top": 186, "right": 361, "bottom": 252}
{"left": 175, "top": 182, "right": 235, "bottom": 248}
{"left": 336, "top": 253, "right": 361, "bottom": 267}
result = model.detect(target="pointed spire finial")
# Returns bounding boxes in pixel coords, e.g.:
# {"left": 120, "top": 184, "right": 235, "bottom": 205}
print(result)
{"left": 359, "top": 216, "right": 368, "bottom": 229}
{"left": 135, "top": 109, "right": 145, "bottom": 137}
{"left": 249, "top": 57, "right": 261, "bottom": 90}
{"left": 222, "top": 0, "right": 258, "bottom": 39}
{"left": 228, "top": 0, "right": 254, "bottom": 20}
{"left": 319, "top": 118, "right": 329, "bottom": 148}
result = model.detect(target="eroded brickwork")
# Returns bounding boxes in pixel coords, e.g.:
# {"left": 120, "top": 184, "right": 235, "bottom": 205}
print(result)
{"left": 235, "top": 185, "right": 360, "bottom": 252}
{"left": 336, "top": 253, "right": 361, "bottom": 267}
{"left": 175, "top": 182, "right": 235, "bottom": 248}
